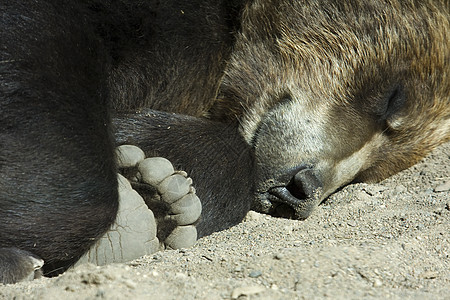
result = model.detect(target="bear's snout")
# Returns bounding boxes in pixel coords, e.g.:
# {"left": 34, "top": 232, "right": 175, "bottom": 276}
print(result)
{"left": 268, "top": 166, "right": 323, "bottom": 219}
{"left": 253, "top": 164, "right": 324, "bottom": 220}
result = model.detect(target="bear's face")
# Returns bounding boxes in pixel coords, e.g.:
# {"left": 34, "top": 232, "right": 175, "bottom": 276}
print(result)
{"left": 212, "top": 0, "right": 450, "bottom": 218}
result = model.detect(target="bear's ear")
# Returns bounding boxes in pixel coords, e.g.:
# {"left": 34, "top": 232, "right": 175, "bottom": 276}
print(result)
{"left": 373, "top": 83, "right": 406, "bottom": 126}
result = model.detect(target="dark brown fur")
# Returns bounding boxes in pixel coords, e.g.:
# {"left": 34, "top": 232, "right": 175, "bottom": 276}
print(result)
{"left": 0, "top": 0, "right": 249, "bottom": 282}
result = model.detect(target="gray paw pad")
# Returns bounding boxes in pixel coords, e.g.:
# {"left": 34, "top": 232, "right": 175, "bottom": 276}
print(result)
{"left": 76, "top": 174, "right": 160, "bottom": 266}
{"left": 158, "top": 174, "right": 192, "bottom": 204}
{"left": 138, "top": 157, "right": 175, "bottom": 186}
{"left": 166, "top": 193, "right": 202, "bottom": 225}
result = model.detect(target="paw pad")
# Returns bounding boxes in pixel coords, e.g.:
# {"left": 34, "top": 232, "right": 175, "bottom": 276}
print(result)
{"left": 76, "top": 174, "right": 160, "bottom": 266}
{"left": 116, "top": 145, "right": 146, "bottom": 168}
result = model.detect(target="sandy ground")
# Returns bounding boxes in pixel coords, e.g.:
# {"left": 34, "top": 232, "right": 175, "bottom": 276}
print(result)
{"left": 1, "top": 142, "right": 449, "bottom": 300}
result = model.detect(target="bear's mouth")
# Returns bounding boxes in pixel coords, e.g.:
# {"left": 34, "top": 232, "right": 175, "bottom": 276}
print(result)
{"left": 266, "top": 186, "right": 303, "bottom": 219}
{"left": 270, "top": 183, "right": 307, "bottom": 208}
{"left": 253, "top": 165, "right": 324, "bottom": 219}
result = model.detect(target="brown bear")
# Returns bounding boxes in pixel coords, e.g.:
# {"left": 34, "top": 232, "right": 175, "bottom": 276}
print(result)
{"left": 210, "top": 0, "right": 450, "bottom": 218}
{"left": 1, "top": 0, "right": 448, "bottom": 284}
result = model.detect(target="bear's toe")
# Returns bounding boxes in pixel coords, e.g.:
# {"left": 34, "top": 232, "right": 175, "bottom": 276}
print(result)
{"left": 158, "top": 173, "right": 192, "bottom": 204}
{"left": 135, "top": 156, "right": 200, "bottom": 250}
{"left": 166, "top": 193, "right": 202, "bottom": 225}
{"left": 138, "top": 157, "right": 175, "bottom": 186}
{"left": 116, "top": 145, "right": 146, "bottom": 168}
{"left": 163, "top": 225, "right": 198, "bottom": 250}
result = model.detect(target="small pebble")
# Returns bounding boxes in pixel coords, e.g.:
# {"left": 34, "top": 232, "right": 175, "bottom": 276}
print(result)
{"left": 234, "top": 265, "right": 243, "bottom": 272}
{"left": 231, "top": 286, "right": 265, "bottom": 299}
{"left": 122, "top": 279, "right": 137, "bottom": 289}
{"left": 274, "top": 253, "right": 285, "bottom": 260}
{"left": 373, "top": 279, "right": 383, "bottom": 287}
{"left": 424, "top": 188, "right": 434, "bottom": 195}
{"left": 96, "top": 289, "right": 106, "bottom": 297}
{"left": 175, "top": 272, "right": 188, "bottom": 279}
{"left": 394, "top": 185, "right": 407, "bottom": 194}
{"left": 249, "top": 270, "right": 262, "bottom": 278}
{"left": 347, "top": 220, "right": 357, "bottom": 227}
{"left": 202, "top": 255, "right": 213, "bottom": 262}
{"left": 421, "top": 271, "right": 438, "bottom": 279}
{"left": 244, "top": 211, "right": 263, "bottom": 221}
{"left": 355, "top": 191, "right": 372, "bottom": 202}
{"left": 434, "top": 181, "right": 450, "bottom": 192}
{"left": 363, "top": 184, "right": 387, "bottom": 195}
{"left": 434, "top": 207, "right": 443, "bottom": 215}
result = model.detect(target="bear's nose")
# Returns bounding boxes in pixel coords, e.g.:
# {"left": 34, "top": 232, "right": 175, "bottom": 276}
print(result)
{"left": 288, "top": 167, "right": 323, "bottom": 200}
{"left": 267, "top": 166, "right": 323, "bottom": 219}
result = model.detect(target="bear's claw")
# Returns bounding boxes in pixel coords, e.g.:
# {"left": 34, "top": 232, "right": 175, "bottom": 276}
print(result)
{"left": 0, "top": 248, "right": 43, "bottom": 284}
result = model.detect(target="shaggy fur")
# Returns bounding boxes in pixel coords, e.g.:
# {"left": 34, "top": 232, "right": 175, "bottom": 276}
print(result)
{"left": 211, "top": 0, "right": 449, "bottom": 217}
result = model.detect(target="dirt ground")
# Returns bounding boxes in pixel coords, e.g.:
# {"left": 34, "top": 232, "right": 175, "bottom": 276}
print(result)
{"left": 1, "top": 142, "right": 449, "bottom": 300}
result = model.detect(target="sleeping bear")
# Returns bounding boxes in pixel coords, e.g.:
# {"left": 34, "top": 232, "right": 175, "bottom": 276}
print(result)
{"left": 214, "top": 0, "right": 450, "bottom": 219}
{"left": 1, "top": 0, "right": 448, "bottom": 284}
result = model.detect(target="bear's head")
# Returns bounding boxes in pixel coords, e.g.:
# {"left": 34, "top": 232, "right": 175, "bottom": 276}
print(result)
{"left": 211, "top": 0, "right": 450, "bottom": 218}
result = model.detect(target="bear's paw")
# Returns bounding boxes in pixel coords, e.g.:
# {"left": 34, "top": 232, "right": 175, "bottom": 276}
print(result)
{"left": 76, "top": 145, "right": 201, "bottom": 266}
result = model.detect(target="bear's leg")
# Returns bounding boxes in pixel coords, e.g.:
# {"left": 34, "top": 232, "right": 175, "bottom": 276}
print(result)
{"left": 0, "top": 2, "right": 119, "bottom": 283}
{"left": 0, "top": 127, "right": 119, "bottom": 284}
{"left": 114, "top": 110, "right": 254, "bottom": 238}
{"left": 76, "top": 146, "right": 201, "bottom": 266}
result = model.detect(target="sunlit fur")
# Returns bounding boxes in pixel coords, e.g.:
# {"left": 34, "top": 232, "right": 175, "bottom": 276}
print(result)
{"left": 211, "top": 0, "right": 449, "bottom": 210}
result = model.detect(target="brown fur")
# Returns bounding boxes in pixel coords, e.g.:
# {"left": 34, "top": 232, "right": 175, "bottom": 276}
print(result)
{"left": 210, "top": 0, "right": 449, "bottom": 217}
